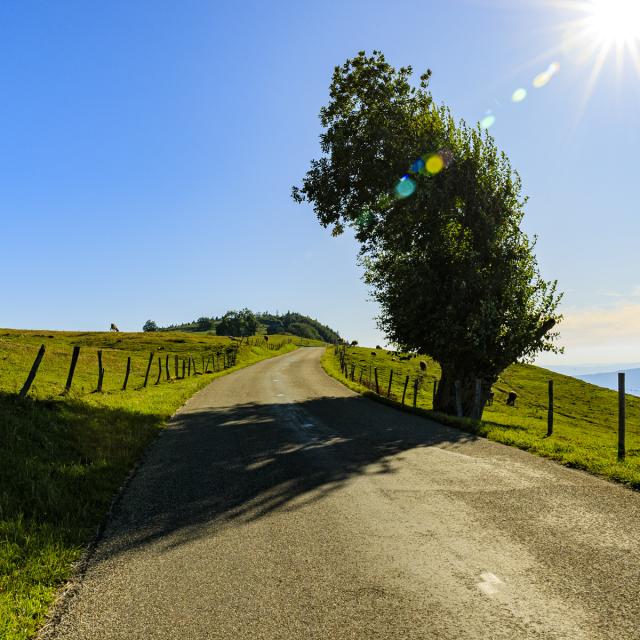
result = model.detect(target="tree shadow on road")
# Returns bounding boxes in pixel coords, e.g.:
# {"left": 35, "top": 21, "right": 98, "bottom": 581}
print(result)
{"left": 94, "top": 393, "right": 478, "bottom": 563}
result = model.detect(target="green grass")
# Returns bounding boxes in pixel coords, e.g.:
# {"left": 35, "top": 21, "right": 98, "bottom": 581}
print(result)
{"left": 322, "top": 345, "right": 640, "bottom": 489}
{"left": 0, "top": 329, "right": 321, "bottom": 640}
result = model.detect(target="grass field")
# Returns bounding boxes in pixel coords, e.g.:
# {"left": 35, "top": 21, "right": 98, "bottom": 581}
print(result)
{"left": 322, "top": 345, "right": 640, "bottom": 489}
{"left": 0, "top": 329, "right": 320, "bottom": 640}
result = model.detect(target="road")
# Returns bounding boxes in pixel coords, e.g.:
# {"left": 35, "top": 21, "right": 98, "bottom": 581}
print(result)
{"left": 46, "top": 347, "right": 640, "bottom": 639}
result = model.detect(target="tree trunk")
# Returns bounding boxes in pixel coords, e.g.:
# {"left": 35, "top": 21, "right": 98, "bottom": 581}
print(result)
{"left": 434, "top": 365, "right": 494, "bottom": 419}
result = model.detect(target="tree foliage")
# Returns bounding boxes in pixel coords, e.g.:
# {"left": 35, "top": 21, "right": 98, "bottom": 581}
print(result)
{"left": 215, "top": 309, "right": 259, "bottom": 337}
{"left": 142, "top": 320, "right": 158, "bottom": 332}
{"left": 293, "top": 51, "right": 562, "bottom": 417}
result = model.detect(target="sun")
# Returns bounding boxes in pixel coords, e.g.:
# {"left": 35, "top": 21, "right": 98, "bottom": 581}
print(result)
{"left": 585, "top": 0, "right": 640, "bottom": 45}
{"left": 539, "top": 0, "right": 640, "bottom": 111}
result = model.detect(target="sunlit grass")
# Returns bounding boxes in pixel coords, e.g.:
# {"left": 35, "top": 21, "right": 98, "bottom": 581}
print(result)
{"left": 322, "top": 345, "right": 640, "bottom": 489}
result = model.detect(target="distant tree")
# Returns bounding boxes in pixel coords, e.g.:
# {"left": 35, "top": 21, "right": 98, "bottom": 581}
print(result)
{"left": 196, "top": 316, "right": 213, "bottom": 331}
{"left": 143, "top": 320, "right": 158, "bottom": 332}
{"left": 351, "top": 340, "right": 358, "bottom": 346}
{"left": 216, "top": 309, "right": 258, "bottom": 337}
{"left": 288, "top": 322, "right": 321, "bottom": 341}
{"left": 293, "top": 51, "right": 562, "bottom": 417}
{"left": 266, "top": 323, "right": 286, "bottom": 335}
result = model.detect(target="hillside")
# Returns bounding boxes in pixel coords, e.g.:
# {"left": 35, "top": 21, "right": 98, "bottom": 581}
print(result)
{"left": 323, "top": 345, "right": 640, "bottom": 489}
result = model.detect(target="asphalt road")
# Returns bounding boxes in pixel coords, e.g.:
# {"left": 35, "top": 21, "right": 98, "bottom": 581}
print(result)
{"left": 47, "top": 347, "right": 640, "bottom": 639}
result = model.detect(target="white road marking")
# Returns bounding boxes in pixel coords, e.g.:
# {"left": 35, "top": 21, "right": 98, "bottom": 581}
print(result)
{"left": 477, "top": 572, "right": 504, "bottom": 596}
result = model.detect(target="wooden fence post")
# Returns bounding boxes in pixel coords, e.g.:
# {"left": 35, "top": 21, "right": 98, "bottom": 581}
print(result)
{"left": 473, "top": 378, "right": 482, "bottom": 419}
{"left": 182, "top": 359, "right": 186, "bottom": 379}
{"left": 359, "top": 369, "right": 363, "bottom": 384}
{"left": 65, "top": 346, "right": 81, "bottom": 392}
{"left": 174, "top": 355, "right": 179, "bottom": 379}
{"left": 374, "top": 368, "right": 379, "bottom": 394}
{"left": 155, "top": 357, "right": 162, "bottom": 384}
{"left": 122, "top": 356, "right": 131, "bottom": 391}
{"left": 387, "top": 370, "right": 393, "bottom": 397}
{"left": 547, "top": 380, "right": 554, "bottom": 437}
{"left": 187, "top": 357, "right": 191, "bottom": 376}
{"left": 454, "top": 380, "right": 463, "bottom": 417}
{"left": 402, "top": 375, "right": 409, "bottom": 405}
{"left": 19, "top": 345, "right": 46, "bottom": 398}
{"left": 166, "top": 354, "right": 171, "bottom": 381}
{"left": 96, "top": 350, "right": 104, "bottom": 392}
{"left": 350, "top": 364, "right": 355, "bottom": 381}
{"left": 618, "top": 372, "right": 626, "bottom": 462}
{"left": 432, "top": 380, "right": 437, "bottom": 408}
{"left": 413, "top": 378, "right": 419, "bottom": 407}
{"left": 143, "top": 352, "right": 154, "bottom": 387}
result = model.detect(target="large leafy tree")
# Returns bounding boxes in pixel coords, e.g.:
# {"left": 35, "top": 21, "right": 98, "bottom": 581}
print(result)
{"left": 293, "top": 51, "right": 562, "bottom": 417}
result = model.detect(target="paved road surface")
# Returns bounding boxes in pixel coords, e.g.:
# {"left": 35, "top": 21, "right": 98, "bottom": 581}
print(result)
{"left": 47, "top": 347, "right": 640, "bottom": 639}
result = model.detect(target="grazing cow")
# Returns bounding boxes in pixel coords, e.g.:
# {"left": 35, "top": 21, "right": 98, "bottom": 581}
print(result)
{"left": 110, "top": 323, "right": 119, "bottom": 332}
{"left": 506, "top": 391, "right": 518, "bottom": 406}
{"left": 370, "top": 352, "right": 377, "bottom": 357}
{"left": 419, "top": 360, "right": 427, "bottom": 372}
{"left": 487, "top": 391, "right": 494, "bottom": 406}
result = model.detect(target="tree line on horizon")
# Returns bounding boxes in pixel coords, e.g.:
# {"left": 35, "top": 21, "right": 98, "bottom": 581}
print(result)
{"left": 142, "top": 310, "right": 341, "bottom": 343}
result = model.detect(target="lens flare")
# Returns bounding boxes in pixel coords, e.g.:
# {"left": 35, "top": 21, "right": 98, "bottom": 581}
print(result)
{"left": 480, "top": 114, "right": 496, "bottom": 129}
{"left": 395, "top": 176, "right": 416, "bottom": 199}
{"left": 426, "top": 154, "right": 444, "bottom": 175}
{"left": 533, "top": 72, "right": 551, "bottom": 88}
{"left": 512, "top": 88, "right": 527, "bottom": 102}
{"left": 533, "top": 62, "right": 560, "bottom": 89}
{"left": 548, "top": 61, "right": 560, "bottom": 75}
{"left": 410, "top": 158, "right": 425, "bottom": 173}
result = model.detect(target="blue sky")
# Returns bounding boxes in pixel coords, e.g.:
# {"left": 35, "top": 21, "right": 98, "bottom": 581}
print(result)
{"left": 1, "top": 0, "right": 639, "bottom": 368}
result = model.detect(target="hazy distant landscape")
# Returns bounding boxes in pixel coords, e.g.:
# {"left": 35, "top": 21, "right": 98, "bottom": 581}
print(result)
{"left": 577, "top": 368, "right": 640, "bottom": 396}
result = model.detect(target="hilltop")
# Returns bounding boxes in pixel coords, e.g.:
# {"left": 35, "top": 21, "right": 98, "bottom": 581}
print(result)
{"left": 158, "top": 310, "right": 341, "bottom": 343}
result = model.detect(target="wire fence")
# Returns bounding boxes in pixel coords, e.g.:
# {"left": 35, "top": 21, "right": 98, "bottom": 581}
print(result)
{"left": 334, "top": 345, "right": 636, "bottom": 462}
{"left": 10, "top": 338, "right": 293, "bottom": 400}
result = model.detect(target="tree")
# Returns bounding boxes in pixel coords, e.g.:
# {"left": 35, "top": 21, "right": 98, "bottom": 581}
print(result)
{"left": 216, "top": 309, "right": 258, "bottom": 337}
{"left": 293, "top": 51, "right": 562, "bottom": 418}
{"left": 196, "top": 316, "right": 213, "bottom": 331}
{"left": 143, "top": 320, "right": 158, "bottom": 332}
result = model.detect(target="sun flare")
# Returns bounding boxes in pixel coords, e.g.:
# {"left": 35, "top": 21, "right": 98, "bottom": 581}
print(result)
{"left": 586, "top": 0, "right": 640, "bottom": 45}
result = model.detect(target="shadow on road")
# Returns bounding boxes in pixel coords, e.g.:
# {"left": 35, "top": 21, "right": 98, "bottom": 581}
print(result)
{"left": 94, "top": 394, "right": 477, "bottom": 562}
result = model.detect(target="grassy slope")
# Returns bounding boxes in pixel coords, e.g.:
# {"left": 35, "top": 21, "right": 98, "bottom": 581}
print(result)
{"left": 0, "top": 329, "right": 322, "bottom": 640}
{"left": 322, "top": 345, "right": 640, "bottom": 489}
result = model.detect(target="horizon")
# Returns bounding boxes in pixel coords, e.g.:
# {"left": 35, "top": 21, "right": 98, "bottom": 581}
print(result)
{"left": 2, "top": 0, "right": 638, "bottom": 368}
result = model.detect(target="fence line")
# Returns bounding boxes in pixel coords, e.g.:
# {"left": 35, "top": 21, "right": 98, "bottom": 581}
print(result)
{"left": 334, "top": 346, "right": 634, "bottom": 462}
{"left": 13, "top": 337, "right": 290, "bottom": 399}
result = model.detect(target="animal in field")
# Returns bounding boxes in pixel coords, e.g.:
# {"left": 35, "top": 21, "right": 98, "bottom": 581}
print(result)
{"left": 506, "top": 391, "right": 518, "bottom": 406}
{"left": 419, "top": 360, "right": 427, "bottom": 372}
{"left": 110, "top": 323, "right": 120, "bottom": 332}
